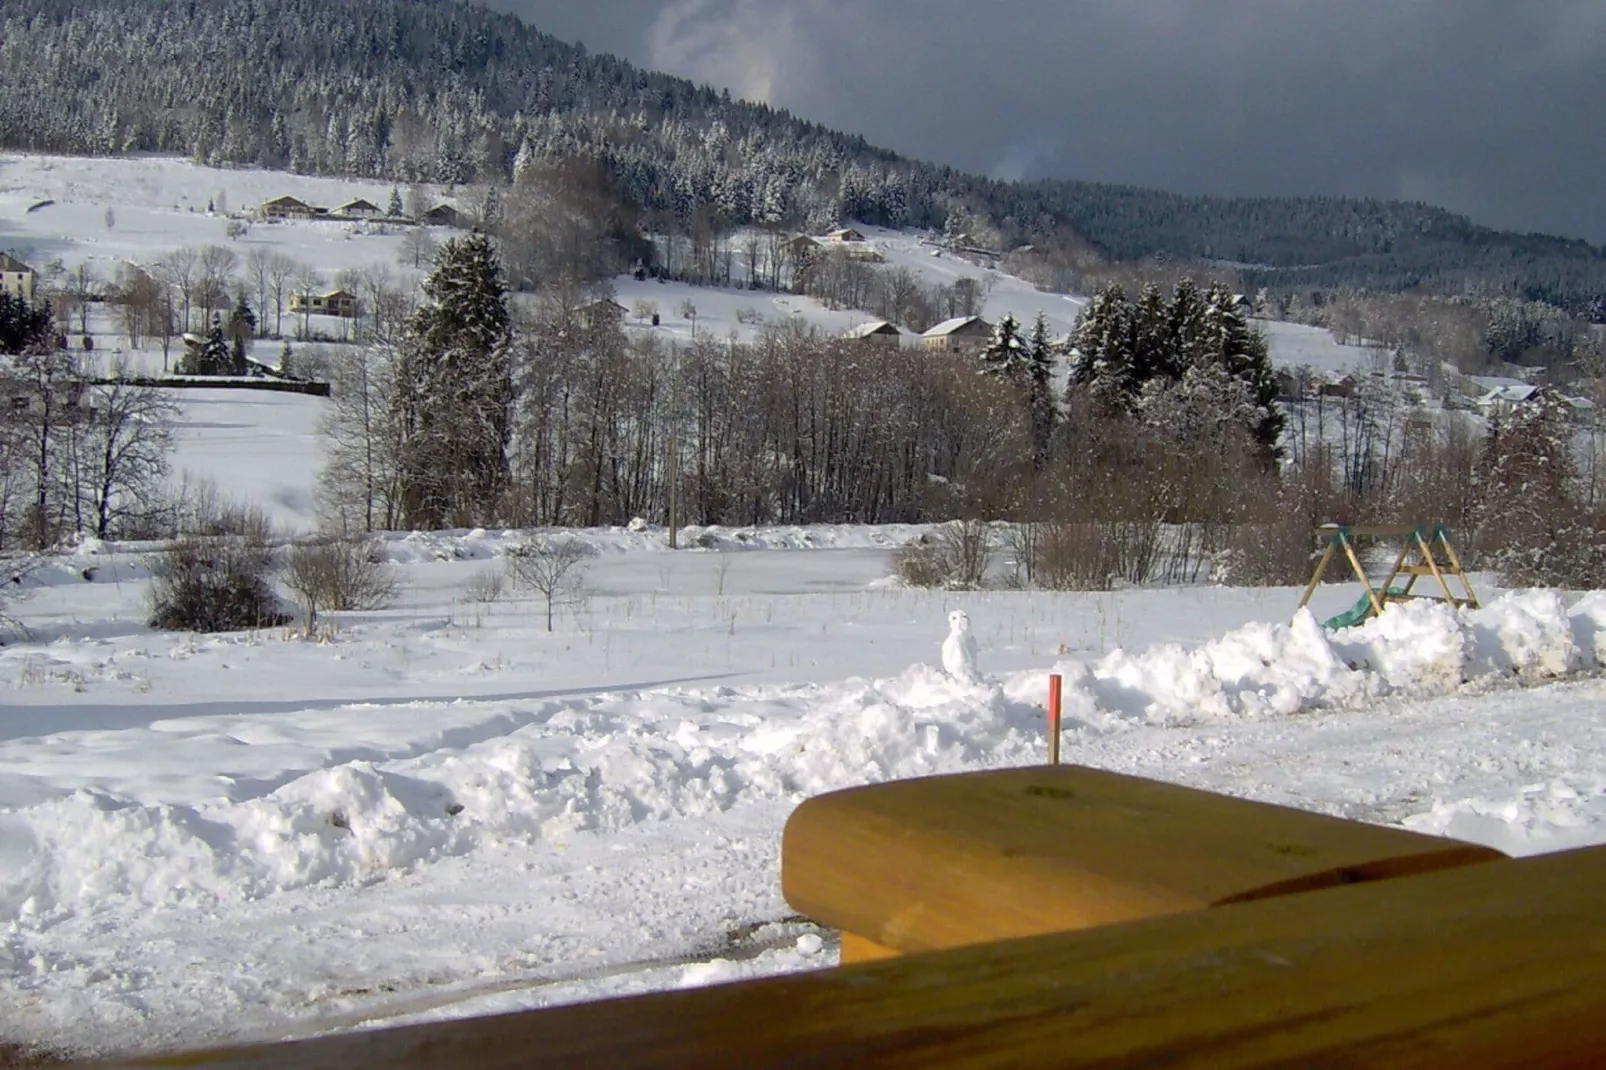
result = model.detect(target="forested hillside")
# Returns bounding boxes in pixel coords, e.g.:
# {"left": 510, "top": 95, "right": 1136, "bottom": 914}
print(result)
{"left": 1, "top": 0, "right": 1602, "bottom": 314}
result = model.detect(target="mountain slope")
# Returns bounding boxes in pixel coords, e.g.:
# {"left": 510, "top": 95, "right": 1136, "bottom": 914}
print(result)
{"left": 0, "top": 0, "right": 1602, "bottom": 313}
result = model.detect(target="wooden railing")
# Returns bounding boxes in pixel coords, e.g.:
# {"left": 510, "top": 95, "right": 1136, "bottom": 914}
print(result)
{"left": 87, "top": 767, "right": 1606, "bottom": 1069}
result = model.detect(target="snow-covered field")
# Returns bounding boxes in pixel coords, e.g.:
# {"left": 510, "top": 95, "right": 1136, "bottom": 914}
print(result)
{"left": 3, "top": 152, "right": 1593, "bottom": 1062}
{"left": 3, "top": 527, "right": 1606, "bottom": 1059}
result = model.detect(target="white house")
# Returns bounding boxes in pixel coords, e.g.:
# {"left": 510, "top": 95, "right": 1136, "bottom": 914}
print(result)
{"left": 0, "top": 253, "right": 37, "bottom": 301}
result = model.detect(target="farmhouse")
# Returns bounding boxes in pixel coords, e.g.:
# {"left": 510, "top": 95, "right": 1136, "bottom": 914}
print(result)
{"left": 0, "top": 253, "right": 37, "bottom": 301}
{"left": 334, "top": 198, "right": 382, "bottom": 219}
{"left": 843, "top": 320, "right": 901, "bottom": 345}
{"left": 821, "top": 228, "right": 867, "bottom": 244}
{"left": 258, "top": 195, "right": 318, "bottom": 220}
{"left": 576, "top": 298, "right": 629, "bottom": 330}
{"left": 424, "top": 203, "right": 463, "bottom": 228}
{"left": 921, "top": 316, "right": 992, "bottom": 352}
{"left": 289, "top": 289, "right": 360, "bottom": 318}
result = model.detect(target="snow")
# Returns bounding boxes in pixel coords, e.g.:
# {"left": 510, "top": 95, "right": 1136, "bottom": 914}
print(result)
{"left": 0, "top": 151, "right": 1596, "bottom": 1059}
{"left": 3, "top": 531, "right": 1606, "bottom": 1058}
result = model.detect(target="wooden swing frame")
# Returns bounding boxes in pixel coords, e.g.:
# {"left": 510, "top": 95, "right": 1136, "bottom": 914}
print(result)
{"left": 1297, "top": 523, "right": 1480, "bottom": 619}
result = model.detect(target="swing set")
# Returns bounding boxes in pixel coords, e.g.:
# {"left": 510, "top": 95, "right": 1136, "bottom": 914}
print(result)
{"left": 1298, "top": 524, "right": 1480, "bottom": 631}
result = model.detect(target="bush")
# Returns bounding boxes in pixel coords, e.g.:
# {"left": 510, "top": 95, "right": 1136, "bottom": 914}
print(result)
{"left": 893, "top": 520, "right": 994, "bottom": 589}
{"left": 506, "top": 537, "right": 595, "bottom": 631}
{"left": 148, "top": 536, "right": 290, "bottom": 632}
{"left": 463, "top": 564, "right": 508, "bottom": 604}
{"left": 1213, "top": 520, "right": 1319, "bottom": 587}
{"left": 282, "top": 535, "right": 397, "bottom": 628}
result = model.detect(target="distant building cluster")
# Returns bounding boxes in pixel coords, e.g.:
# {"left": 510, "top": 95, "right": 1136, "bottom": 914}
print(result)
{"left": 256, "top": 195, "right": 463, "bottom": 228}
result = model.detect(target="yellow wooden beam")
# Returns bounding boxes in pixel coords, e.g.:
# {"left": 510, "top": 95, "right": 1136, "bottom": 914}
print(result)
{"left": 781, "top": 766, "right": 1502, "bottom": 956}
{"left": 100, "top": 844, "right": 1606, "bottom": 1070}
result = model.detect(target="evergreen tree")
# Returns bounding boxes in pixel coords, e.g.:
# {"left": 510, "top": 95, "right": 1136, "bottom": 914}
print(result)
{"left": 179, "top": 313, "right": 232, "bottom": 375}
{"left": 978, "top": 312, "right": 1028, "bottom": 380}
{"left": 396, "top": 233, "right": 514, "bottom": 528}
{"left": 227, "top": 294, "right": 257, "bottom": 374}
{"left": 0, "top": 292, "right": 53, "bottom": 353}
{"left": 1200, "top": 283, "right": 1283, "bottom": 456}
{"left": 1025, "top": 312, "right": 1058, "bottom": 462}
{"left": 1066, "top": 284, "right": 1135, "bottom": 411}
{"left": 1130, "top": 283, "right": 1174, "bottom": 384}
{"left": 1166, "top": 278, "right": 1209, "bottom": 378}
{"left": 387, "top": 185, "right": 404, "bottom": 218}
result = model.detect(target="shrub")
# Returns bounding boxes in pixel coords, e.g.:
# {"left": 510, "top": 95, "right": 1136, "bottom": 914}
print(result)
{"left": 506, "top": 537, "right": 595, "bottom": 631}
{"left": 282, "top": 535, "right": 397, "bottom": 628}
{"left": 463, "top": 564, "right": 508, "bottom": 604}
{"left": 893, "top": 520, "right": 994, "bottom": 589}
{"left": 148, "top": 536, "right": 290, "bottom": 632}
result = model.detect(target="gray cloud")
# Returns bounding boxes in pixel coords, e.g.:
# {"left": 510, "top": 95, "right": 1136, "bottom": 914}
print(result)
{"left": 489, "top": 0, "right": 1606, "bottom": 244}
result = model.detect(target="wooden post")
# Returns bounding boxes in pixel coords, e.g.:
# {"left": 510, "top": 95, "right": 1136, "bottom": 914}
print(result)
{"left": 1047, "top": 674, "right": 1063, "bottom": 766}
{"left": 1297, "top": 530, "right": 1338, "bottom": 610}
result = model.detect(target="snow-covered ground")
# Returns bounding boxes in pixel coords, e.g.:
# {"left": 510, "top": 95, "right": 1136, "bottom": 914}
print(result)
{"left": 3, "top": 527, "right": 1606, "bottom": 1059}
{"left": 1, "top": 152, "right": 1580, "bottom": 1062}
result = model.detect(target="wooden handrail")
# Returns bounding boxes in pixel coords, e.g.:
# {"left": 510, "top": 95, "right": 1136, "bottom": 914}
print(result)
{"left": 98, "top": 844, "right": 1606, "bottom": 1069}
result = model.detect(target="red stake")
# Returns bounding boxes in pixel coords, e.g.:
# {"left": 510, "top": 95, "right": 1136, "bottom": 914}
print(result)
{"left": 1047, "top": 673, "right": 1063, "bottom": 766}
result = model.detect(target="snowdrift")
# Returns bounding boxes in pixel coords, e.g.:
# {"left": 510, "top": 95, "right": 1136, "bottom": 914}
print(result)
{"left": 2, "top": 591, "right": 1601, "bottom": 927}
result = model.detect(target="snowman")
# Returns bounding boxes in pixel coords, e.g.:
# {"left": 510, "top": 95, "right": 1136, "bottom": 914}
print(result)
{"left": 941, "top": 609, "right": 980, "bottom": 684}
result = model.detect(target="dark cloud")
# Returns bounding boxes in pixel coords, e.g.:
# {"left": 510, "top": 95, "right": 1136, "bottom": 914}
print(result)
{"left": 489, "top": 0, "right": 1606, "bottom": 244}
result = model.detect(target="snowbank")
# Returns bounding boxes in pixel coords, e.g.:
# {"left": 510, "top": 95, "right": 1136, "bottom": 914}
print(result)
{"left": 2, "top": 590, "right": 1598, "bottom": 929}
{"left": 1016, "top": 589, "right": 1595, "bottom": 727}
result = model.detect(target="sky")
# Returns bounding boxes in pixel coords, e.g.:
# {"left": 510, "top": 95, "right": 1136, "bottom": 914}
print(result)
{"left": 487, "top": 0, "right": 1606, "bottom": 245}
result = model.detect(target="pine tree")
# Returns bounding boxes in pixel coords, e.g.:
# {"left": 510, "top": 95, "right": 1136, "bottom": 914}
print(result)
{"left": 1066, "top": 284, "right": 1135, "bottom": 411}
{"left": 395, "top": 233, "right": 514, "bottom": 529}
{"left": 1025, "top": 312, "right": 1058, "bottom": 462}
{"left": 1130, "top": 283, "right": 1174, "bottom": 384}
{"left": 227, "top": 295, "right": 257, "bottom": 374}
{"left": 978, "top": 313, "right": 1028, "bottom": 380}
{"left": 0, "top": 293, "right": 53, "bottom": 354}
{"left": 387, "top": 185, "right": 404, "bottom": 218}
{"left": 179, "top": 313, "right": 232, "bottom": 375}
{"left": 1166, "top": 279, "right": 1209, "bottom": 378}
{"left": 1200, "top": 283, "right": 1283, "bottom": 456}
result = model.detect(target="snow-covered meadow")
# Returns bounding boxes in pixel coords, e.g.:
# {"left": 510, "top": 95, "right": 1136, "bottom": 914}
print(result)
{"left": 2, "top": 152, "right": 1600, "bottom": 1060}
{"left": 4, "top": 528, "right": 1606, "bottom": 1057}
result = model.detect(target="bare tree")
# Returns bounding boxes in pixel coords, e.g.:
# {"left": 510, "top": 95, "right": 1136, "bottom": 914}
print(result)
{"left": 265, "top": 253, "right": 299, "bottom": 338}
{"left": 158, "top": 247, "right": 200, "bottom": 333}
{"left": 79, "top": 360, "right": 179, "bottom": 539}
{"left": 244, "top": 248, "right": 275, "bottom": 337}
{"left": 196, "top": 245, "right": 239, "bottom": 324}
{"left": 292, "top": 263, "right": 324, "bottom": 339}
{"left": 282, "top": 534, "right": 396, "bottom": 631}
{"left": 68, "top": 262, "right": 99, "bottom": 338}
{"left": 506, "top": 537, "right": 593, "bottom": 631}
{"left": 317, "top": 345, "right": 403, "bottom": 532}
{"left": 113, "top": 264, "right": 164, "bottom": 349}
{"left": 400, "top": 227, "right": 438, "bottom": 271}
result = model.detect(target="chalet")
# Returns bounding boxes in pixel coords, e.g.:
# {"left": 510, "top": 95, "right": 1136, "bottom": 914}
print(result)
{"left": 423, "top": 203, "right": 463, "bottom": 228}
{"left": 289, "top": 289, "right": 360, "bottom": 318}
{"left": 844, "top": 320, "right": 901, "bottom": 345}
{"left": 334, "top": 198, "right": 382, "bottom": 219}
{"left": 821, "top": 228, "right": 867, "bottom": 244}
{"left": 259, "top": 195, "right": 318, "bottom": 220}
{"left": 576, "top": 298, "right": 629, "bottom": 330}
{"left": 786, "top": 235, "right": 823, "bottom": 258}
{"left": 921, "top": 316, "right": 992, "bottom": 352}
{"left": 0, "top": 253, "right": 37, "bottom": 301}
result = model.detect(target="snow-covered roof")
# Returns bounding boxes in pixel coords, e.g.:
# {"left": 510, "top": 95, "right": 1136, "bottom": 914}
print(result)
{"left": 923, "top": 316, "right": 983, "bottom": 337}
{"left": 1478, "top": 383, "right": 1540, "bottom": 405}
{"left": 1467, "top": 375, "right": 1533, "bottom": 392}
{"left": 335, "top": 198, "right": 380, "bottom": 211}
{"left": 0, "top": 252, "right": 34, "bottom": 273}
{"left": 844, "top": 320, "right": 899, "bottom": 339}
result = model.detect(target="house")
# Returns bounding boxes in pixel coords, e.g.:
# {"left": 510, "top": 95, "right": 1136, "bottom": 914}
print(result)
{"left": 289, "top": 289, "right": 360, "bottom": 318}
{"left": 821, "top": 228, "right": 867, "bottom": 244}
{"left": 843, "top": 320, "right": 901, "bottom": 345}
{"left": 0, "top": 253, "right": 37, "bottom": 301}
{"left": 334, "top": 198, "right": 382, "bottom": 219}
{"left": 259, "top": 195, "right": 318, "bottom": 220}
{"left": 576, "top": 298, "right": 628, "bottom": 330}
{"left": 423, "top": 204, "right": 463, "bottom": 228}
{"left": 921, "top": 316, "right": 993, "bottom": 352}
{"left": 786, "top": 235, "right": 823, "bottom": 258}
